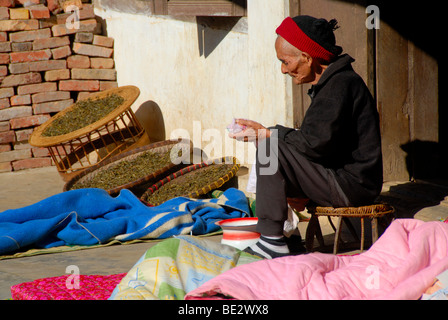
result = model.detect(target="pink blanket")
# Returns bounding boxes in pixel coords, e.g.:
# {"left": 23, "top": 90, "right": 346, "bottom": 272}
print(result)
{"left": 185, "top": 219, "right": 448, "bottom": 300}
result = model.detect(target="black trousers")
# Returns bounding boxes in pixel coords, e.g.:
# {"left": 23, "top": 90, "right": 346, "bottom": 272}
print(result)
{"left": 255, "top": 136, "right": 351, "bottom": 236}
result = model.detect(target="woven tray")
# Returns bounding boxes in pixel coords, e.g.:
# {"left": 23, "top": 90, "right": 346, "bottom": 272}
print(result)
{"left": 30, "top": 86, "right": 141, "bottom": 146}
{"left": 308, "top": 203, "right": 394, "bottom": 218}
{"left": 140, "top": 156, "right": 240, "bottom": 206}
{"left": 63, "top": 139, "right": 192, "bottom": 195}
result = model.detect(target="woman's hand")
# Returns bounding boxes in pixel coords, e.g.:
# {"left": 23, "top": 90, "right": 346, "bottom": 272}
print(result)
{"left": 228, "top": 119, "right": 271, "bottom": 145}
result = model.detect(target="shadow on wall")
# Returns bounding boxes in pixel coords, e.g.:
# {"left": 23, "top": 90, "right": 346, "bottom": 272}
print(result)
{"left": 400, "top": 140, "right": 448, "bottom": 182}
{"left": 134, "top": 101, "right": 166, "bottom": 143}
{"left": 196, "top": 16, "right": 244, "bottom": 58}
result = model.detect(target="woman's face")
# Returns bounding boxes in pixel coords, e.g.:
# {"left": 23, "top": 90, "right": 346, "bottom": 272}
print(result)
{"left": 275, "top": 36, "right": 314, "bottom": 85}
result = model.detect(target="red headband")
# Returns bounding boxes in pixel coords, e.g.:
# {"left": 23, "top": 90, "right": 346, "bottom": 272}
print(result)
{"left": 276, "top": 17, "right": 335, "bottom": 62}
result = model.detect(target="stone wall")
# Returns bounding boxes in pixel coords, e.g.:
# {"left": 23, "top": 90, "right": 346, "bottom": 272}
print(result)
{"left": 0, "top": 0, "right": 117, "bottom": 172}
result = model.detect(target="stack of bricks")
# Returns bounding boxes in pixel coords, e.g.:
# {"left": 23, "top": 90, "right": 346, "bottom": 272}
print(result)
{"left": 0, "top": 0, "right": 117, "bottom": 173}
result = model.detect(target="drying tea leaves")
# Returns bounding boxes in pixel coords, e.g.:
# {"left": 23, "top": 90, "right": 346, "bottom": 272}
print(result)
{"left": 42, "top": 94, "right": 125, "bottom": 137}
{"left": 71, "top": 147, "right": 181, "bottom": 190}
{"left": 143, "top": 164, "right": 235, "bottom": 205}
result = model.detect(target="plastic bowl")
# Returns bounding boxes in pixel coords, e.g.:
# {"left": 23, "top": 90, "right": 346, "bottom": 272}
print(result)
{"left": 215, "top": 217, "right": 260, "bottom": 250}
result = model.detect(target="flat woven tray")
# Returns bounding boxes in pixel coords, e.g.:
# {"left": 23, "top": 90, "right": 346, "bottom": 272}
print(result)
{"left": 63, "top": 139, "right": 192, "bottom": 195}
{"left": 140, "top": 156, "right": 240, "bottom": 206}
{"left": 30, "top": 85, "right": 141, "bottom": 147}
{"left": 307, "top": 203, "right": 394, "bottom": 218}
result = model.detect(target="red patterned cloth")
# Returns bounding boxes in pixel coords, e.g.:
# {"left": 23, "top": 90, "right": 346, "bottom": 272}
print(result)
{"left": 11, "top": 273, "right": 126, "bottom": 300}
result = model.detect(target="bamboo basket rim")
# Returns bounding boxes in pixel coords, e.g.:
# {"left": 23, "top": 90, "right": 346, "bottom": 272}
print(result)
{"left": 307, "top": 203, "right": 394, "bottom": 218}
{"left": 29, "top": 85, "right": 140, "bottom": 147}
{"left": 140, "top": 156, "right": 240, "bottom": 206}
{"left": 63, "top": 139, "right": 193, "bottom": 195}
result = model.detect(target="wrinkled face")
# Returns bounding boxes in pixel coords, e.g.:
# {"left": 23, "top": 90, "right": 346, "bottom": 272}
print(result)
{"left": 275, "top": 36, "right": 314, "bottom": 85}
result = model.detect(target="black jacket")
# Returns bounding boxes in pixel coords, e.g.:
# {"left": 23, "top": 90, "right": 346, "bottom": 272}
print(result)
{"left": 274, "top": 54, "right": 383, "bottom": 205}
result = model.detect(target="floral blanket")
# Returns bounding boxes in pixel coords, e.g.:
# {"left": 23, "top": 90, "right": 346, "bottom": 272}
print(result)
{"left": 109, "top": 235, "right": 261, "bottom": 300}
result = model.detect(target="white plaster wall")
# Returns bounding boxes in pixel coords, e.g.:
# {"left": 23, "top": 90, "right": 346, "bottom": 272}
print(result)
{"left": 247, "top": 0, "right": 293, "bottom": 126}
{"left": 94, "top": 0, "right": 292, "bottom": 166}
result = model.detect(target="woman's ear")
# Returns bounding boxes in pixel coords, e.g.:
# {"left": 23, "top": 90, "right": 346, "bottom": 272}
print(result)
{"left": 301, "top": 51, "right": 313, "bottom": 67}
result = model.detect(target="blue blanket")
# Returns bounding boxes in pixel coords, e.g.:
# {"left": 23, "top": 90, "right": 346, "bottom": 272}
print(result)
{"left": 0, "top": 188, "right": 249, "bottom": 255}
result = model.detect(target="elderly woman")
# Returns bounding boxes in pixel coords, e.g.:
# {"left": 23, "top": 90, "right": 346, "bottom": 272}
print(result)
{"left": 230, "top": 15, "right": 383, "bottom": 259}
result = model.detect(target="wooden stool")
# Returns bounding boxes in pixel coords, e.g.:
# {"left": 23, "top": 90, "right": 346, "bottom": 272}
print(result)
{"left": 305, "top": 204, "right": 394, "bottom": 254}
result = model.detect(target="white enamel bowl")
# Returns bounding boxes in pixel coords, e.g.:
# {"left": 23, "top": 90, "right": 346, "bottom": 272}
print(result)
{"left": 215, "top": 217, "right": 260, "bottom": 250}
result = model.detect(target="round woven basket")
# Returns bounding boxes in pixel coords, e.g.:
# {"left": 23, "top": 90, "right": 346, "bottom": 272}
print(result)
{"left": 64, "top": 139, "right": 192, "bottom": 196}
{"left": 29, "top": 85, "right": 148, "bottom": 181}
{"left": 141, "top": 156, "right": 240, "bottom": 206}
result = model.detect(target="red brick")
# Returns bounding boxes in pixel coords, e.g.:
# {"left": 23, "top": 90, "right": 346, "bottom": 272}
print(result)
{"left": 92, "top": 35, "right": 114, "bottom": 48}
{"left": 33, "top": 35, "right": 69, "bottom": 50}
{"left": 0, "top": 148, "right": 31, "bottom": 162}
{"left": 8, "top": 62, "right": 29, "bottom": 74}
{"left": 0, "top": 41, "right": 11, "bottom": 53}
{"left": 15, "top": 127, "right": 33, "bottom": 141}
{"left": 0, "top": 32, "right": 7, "bottom": 41}
{"left": 0, "top": 53, "right": 9, "bottom": 64}
{"left": 12, "top": 157, "right": 51, "bottom": 170}
{"left": 71, "top": 68, "right": 116, "bottom": 81}
{"left": 0, "top": 130, "right": 14, "bottom": 143}
{"left": 67, "top": 54, "right": 89, "bottom": 68}
{"left": 90, "top": 58, "right": 114, "bottom": 69}
{"left": 33, "top": 98, "right": 73, "bottom": 114}
{"left": 17, "top": 82, "right": 57, "bottom": 95}
{"left": 0, "top": 106, "right": 32, "bottom": 121}
{"left": 0, "top": 120, "right": 9, "bottom": 131}
{"left": 51, "top": 45, "right": 71, "bottom": 59}
{"left": 0, "top": 0, "right": 14, "bottom": 8}
{"left": 39, "top": 16, "right": 65, "bottom": 29}
{"left": 52, "top": 19, "right": 99, "bottom": 37}
{"left": 47, "top": 0, "right": 61, "bottom": 14}
{"left": 28, "top": 5, "right": 50, "bottom": 19}
{"left": 15, "top": 0, "right": 40, "bottom": 5}
{"left": 42, "top": 5, "right": 94, "bottom": 28}
{"left": 0, "top": 161, "right": 12, "bottom": 172}
{"left": 13, "top": 141, "right": 31, "bottom": 150}
{"left": 0, "top": 97, "right": 9, "bottom": 109}
{"left": 99, "top": 81, "right": 118, "bottom": 91}
{"left": 0, "top": 143, "right": 10, "bottom": 152}
{"left": 10, "top": 94, "right": 30, "bottom": 106}
{"left": 31, "top": 147, "right": 49, "bottom": 157}
{"left": 0, "top": 87, "right": 13, "bottom": 98}
{"left": 59, "top": 79, "right": 99, "bottom": 92}
{"left": 9, "top": 8, "right": 29, "bottom": 20}
{"left": 28, "top": 59, "right": 66, "bottom": 72}
{"left": 9, "top": 28, "right": 51, "bottom": 42}
{"left": 32, "top": 90, "right": 70, "bottom": 103}
{"left": 0, "top": 72, "right": 41, "bottom": 88}
{"left": 0, "top": 65, "right": 6, "bottom": 76}
{"left": 78, "top": 4, "right": 95, "bottom": 20}
{"left": 76, "top": 91, "right": 92, "bottom": 101}
{"left": 44, "top": 68, "right": 70, "bottom": 81}
{"left": 9, "top": 113, "right": 50, "bottom": 129}
{"left": 73, "top": 42, "right": 113, "bottom": 58}
{"left": 74, "top": 32, "right": 93, "bottom": 43}
{"left": 10, "top": 49, "right": 51, "bottom": 63}
{"left": 0, "top": 8, "right": 9, "bottom": 21}
{"left": 0, "top": 19, "right": 39, "bottom": 32}
{"left": 11, "top": 41, "right": 32, "bottom": 52}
